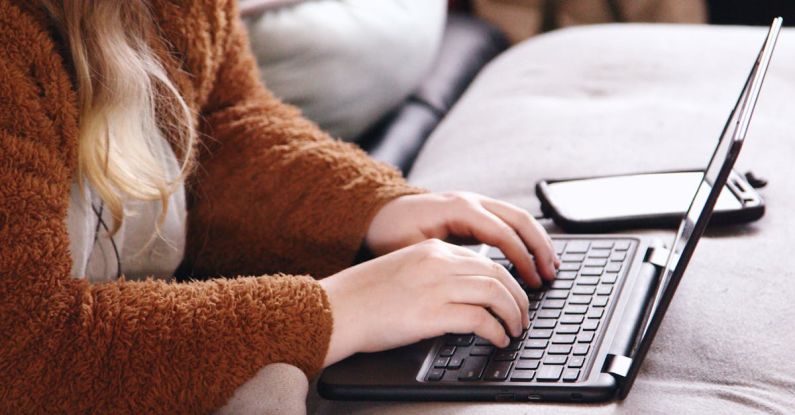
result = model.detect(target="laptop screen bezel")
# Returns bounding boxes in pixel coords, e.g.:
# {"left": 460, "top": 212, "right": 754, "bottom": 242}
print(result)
{"left": 616, "top": 17, "right": 782, "bottom": 399}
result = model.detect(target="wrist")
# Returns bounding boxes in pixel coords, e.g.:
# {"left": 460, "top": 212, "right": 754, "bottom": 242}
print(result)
{"left": 319, "top": 275, "right": 361, "bottom": 367}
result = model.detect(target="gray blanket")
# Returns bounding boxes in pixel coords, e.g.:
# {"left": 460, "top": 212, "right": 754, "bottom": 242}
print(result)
{"left": 310, "top": 23, "right": 795, "bottom": 414}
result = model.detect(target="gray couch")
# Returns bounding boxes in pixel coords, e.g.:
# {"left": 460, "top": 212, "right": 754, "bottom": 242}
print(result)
{"left": 308, "top": 23, "right": 795, "bottom": 414}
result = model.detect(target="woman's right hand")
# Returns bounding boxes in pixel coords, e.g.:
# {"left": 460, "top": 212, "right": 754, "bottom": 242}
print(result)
{"left": 319, "top": 238, "right": 530, "bottom": 368}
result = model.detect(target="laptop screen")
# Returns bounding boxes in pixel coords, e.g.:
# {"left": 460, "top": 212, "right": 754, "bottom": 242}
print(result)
{"left": 617, "top": 17, "right": 782, "bottom": 399}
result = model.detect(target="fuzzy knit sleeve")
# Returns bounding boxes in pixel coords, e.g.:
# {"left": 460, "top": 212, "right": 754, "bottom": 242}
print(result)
{"left": 176, "top": 0, "right": 425, "bottom": 280}
{"left": 0, "top": 3, "right": 333, "bottom": 414}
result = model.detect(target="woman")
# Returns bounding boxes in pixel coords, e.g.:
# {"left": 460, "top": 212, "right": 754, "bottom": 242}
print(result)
{"left": 0, "top": 0, "right": 558, "bottom": 413}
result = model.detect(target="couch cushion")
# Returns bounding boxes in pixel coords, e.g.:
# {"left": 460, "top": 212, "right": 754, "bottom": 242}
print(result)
{"left": 310, "top": 23, "right": 795, "bottom": 414}
{"left": 244, "top": 0, "right": 446, "bottom": 141}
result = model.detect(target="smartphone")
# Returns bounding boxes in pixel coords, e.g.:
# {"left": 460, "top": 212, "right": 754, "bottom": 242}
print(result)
{"left": 536, "top": 169, "right": 765, "bottom": 233}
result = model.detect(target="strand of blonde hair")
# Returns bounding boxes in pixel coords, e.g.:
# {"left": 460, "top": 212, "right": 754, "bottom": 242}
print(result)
{"left": 38, "top": 0, "right": 196, "bottom": 234}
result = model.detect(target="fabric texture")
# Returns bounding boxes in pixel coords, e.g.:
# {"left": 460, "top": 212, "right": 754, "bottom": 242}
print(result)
{"left": 473, "top": 0, "right": 706, "bottom": 43}
{"left": 244, "top": 0, "right": 447, "bottom": 141}
{"left": 309, "top": 24, "right": 795, "bottom": 414}
{"left": 215, "top": 363, "right": 309, "bottom": 415}
{"left": 0, "top": 0, "right": 422, "bottom": 413}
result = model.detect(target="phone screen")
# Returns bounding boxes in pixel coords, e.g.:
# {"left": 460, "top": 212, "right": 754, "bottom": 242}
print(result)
{"left": 544, "top": 171, "right": 743, "bottom": 221}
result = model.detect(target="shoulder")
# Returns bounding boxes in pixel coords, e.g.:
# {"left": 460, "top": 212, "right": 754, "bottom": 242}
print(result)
{"left": 0, "top": 1, "right": 79, "bottom": 164}
{"left": 149, "top": 0, "right": 241, "bottom": 105}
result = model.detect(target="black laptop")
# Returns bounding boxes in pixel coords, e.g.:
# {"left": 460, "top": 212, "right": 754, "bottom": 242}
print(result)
{"left": 318, "top": 18, "right": 781, "bottom": 403}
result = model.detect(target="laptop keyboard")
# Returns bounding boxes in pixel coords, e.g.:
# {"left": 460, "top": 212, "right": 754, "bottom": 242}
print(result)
{"left": 423, "top": 238, "right": 636, "bottom": 384}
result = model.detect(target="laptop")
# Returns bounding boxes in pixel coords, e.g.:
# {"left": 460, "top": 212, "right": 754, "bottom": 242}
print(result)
{"left": 318, "top": 18, "right": 782, "bottom": 403}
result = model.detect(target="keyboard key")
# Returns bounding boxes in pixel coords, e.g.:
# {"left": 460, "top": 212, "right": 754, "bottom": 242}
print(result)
{"left": 515, "top": 359, "right": 540, "bottom": 370}
{"left": 553, "top": 240, "right": 566, "bottom": 255}
{"left": 528, "top": 300, "right": 541, "bottom": 311}
{"left": 483, "top": 361, "right": 512, "bottom": 381}
{"left": 537, "top": 309, "right": 561, "bottom": 319}
{"left": 578, "top": 277, "right": 600, "bottom": 285}
{"left": 580, "top": 267, "right": 603, "bottom": 276}
{"left": 577, "top": 332, "right": 595, "bottom": 343}
{"left": 561, "top": 253, "right": 585, "bottom": 262}
{"left": 573, "top": 344, "right": 590, "bottom": 355}
{"left": 562, "top": 369, "right": 580, "bottom": 382}
{"left": 601, "top": 273, "right": 619, "bottom": 284}
{"left": 427, "top": 368, "right": 445, "bottom": 381}
{"left": 488, "top": 246, "right": 505, "bottom": 259}
{"left": 573, "top": 285, "right": 596, "bottom": 295}
{"left": 556, "top": 271, "right": 578, "bottom": 280}
{"left": 582, "top": 320, "right": 599, "bottom": 331}
{"left": 589, "top": 249, "right": 611, "bottom": 258}
{"left": 434, "top": 357, "right": 450, "bottom": 368}
{"left": 614, "top": 240, "right": 631, "bottom": 251}
{"left": 542, "top": 300, "right": 566, "bottom": 309}
{"left": 559, "top": 263, "right": 580, "bottom": 272}
{"left": 494, "top": 351, "right": 518, "bottom": 361}
{"left": 545, "top": 290, "right": 569, "bottom": 300}
{"left": 551, "top": 280, "right": 574, "bottom": 289}
{"left": 568, "top": 356, "right": 585, "bottom": 368}
{"left": 568, "top": 295, "right": 592, "bottom": 305}
{"left": 445, "top": 335, "right": 474, "bottom": 346}
{"left": 552, "top": 335, "right": 576, "bottom": 344}
{"left": 504, "top": 339, "right": 524, "bottom": 351}
{"left": 544, "top": 355, "right": 568, "bottom": 365}
{"left": 584, "top": 258, "right": 608, "bottom": 267}
{"left": 511, "top": 370, "right": 536, "bottom": 382}
{"left": 587, "top": 309, "right": 604, "bottom": 319}
{"left": 448, "top": 356, "right": 464, "bottom": 369}
{"left": 474, "top": 336, "right": 492, "bottom": 346}
{"left": 536, "top": 365, "right": 563, "bottom": 381}
{"left": 556, "top": 325, "right": 579, "bottom": 335}
{"left": 525, "top": 339, "right": 548, "bottom": 349}
{"left": 439, "top": 346, "right": 456, "bottom": 357}
{"left": 566, "top": 241, "right": 590, "bottom": 253}
{"left": 458, "top": 356, "right": 488, "bottom": 381}
{"left": 533, "top": 319, "right": 557, "bottom": 329}
{"left": 593, "top": 296, "right": 609, "bottom": 307}
{"left": 596, "top": 285, "right": 613, "bottom": 295}
{"left": 564, "top": 305, "right": 588, "bottom": 314}
{"left": 591, "top": 240, "right": 613, "bottom": 249}
{"left": 610, "top": 252, "right": 627, "bottom": 262}
{"left": 548, "top": 345, "right": 572, "bottom": 355}
{"left": 528, "top": 291, "right": 544, "bottom": 300}
{"left": 471, "top": 346, "right": 494, "bottom": 356}
{"left": 520, "top": 349, "right": 544, "bottom": 359}
{"left": 561, "top": 315, "right": 584, "bottom": 324}
{"left": 606, "top": 263, "right": 622, "bottom": 273}
{"left": 528, "top": 330, "right": 553, "bottom": 339}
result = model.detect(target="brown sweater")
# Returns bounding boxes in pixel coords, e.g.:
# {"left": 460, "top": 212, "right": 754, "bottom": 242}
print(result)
{"left": 0, "top": 0, "right": 422, "bottom": 413}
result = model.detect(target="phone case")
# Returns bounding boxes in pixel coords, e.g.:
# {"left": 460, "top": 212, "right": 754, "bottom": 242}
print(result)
{"left": 535, "top": 169, "right": 765, "bottom": 233}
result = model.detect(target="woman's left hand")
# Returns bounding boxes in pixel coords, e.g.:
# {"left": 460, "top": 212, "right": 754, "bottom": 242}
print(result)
{"left": 365, "top": 192, "right": 560, "bottom": 288}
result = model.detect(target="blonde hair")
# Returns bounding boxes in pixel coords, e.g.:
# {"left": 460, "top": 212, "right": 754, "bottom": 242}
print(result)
{"left": 38, "top": 1, "right": 195, "bottom": 233}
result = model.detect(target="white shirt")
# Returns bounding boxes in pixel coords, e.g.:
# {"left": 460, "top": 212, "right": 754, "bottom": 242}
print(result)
{"left": 66, "top": 137, "right": 187, "bottom": 283}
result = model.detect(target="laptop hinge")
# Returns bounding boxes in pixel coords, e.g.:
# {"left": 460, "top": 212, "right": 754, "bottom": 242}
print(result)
{"left": 604, "top": 354, "right": 633, "bottom": 378}
{"left": 644, "top": 246, "right": 670, "bottom": 268}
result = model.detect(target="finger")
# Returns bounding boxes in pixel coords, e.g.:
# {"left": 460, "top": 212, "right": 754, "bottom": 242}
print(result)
{"left": 450, "top": 206, "right": 544, "bottom": 289}
{"left": 481, "top": 198, "right": 559, "bottom": 281}
{"left": 439, "top": 304, "right": 510, "bottom": 348}
{"left": 446, "top": 256, "right": 530, "bottom": 328}
{"left": 444, "top": 275, "right": 523, "bottom": 337}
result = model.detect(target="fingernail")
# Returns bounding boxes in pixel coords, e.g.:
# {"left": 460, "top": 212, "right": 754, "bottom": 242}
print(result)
{"left": 502, "top": 335, "right": 511, "bottom": 347}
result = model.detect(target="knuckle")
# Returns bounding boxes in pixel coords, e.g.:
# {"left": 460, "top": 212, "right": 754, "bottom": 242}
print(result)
{"left": 481, "top": 277, "right": 500, "bottom": 297}
{"left": 472, "top": 309, "right": 491, "bottom": 329}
